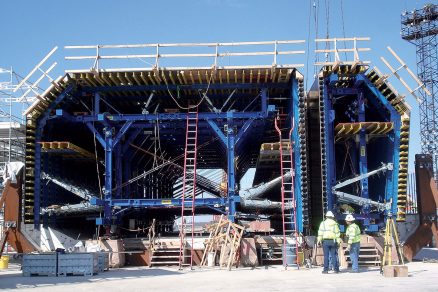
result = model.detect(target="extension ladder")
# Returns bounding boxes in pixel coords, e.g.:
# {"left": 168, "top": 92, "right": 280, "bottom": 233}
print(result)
{"left": 179, "top": 107, "right": 199, "bottom": 269}
{"left": 274, "top": 116, "right": 299, "bottom": 269}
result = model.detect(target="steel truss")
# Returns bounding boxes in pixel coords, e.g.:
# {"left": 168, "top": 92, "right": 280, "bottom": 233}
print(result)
{"left": 401, "top": 4, "right": 438, "bottom": 179}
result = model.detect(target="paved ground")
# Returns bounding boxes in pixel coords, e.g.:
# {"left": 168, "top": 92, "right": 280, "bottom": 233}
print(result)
{"left": 1, "top": 249, "right": 437, "bottom": 292}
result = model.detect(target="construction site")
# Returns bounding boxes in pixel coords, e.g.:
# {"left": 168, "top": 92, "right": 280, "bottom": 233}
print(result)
{"left": 0, "top": 1, "right": 437, "bottom": 291}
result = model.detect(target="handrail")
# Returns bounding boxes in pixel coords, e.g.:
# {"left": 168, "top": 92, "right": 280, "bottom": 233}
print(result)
{"left": 64, "top": 40, "right": 306, "bottom": 72}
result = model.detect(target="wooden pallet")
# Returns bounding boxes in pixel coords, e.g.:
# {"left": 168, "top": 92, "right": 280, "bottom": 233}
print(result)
{"left": 200, "top": 216, "right": 245, "bottom": 270}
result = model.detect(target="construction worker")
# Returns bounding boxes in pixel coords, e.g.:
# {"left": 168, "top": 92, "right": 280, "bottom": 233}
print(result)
{"left": 345, "top": 214, "right": 361, "bottom": 273}
{"left": 317, "top": 210, "right": 341, "bottom": 274}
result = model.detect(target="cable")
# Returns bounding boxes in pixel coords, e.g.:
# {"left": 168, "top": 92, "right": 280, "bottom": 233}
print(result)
{"left": 100, "top": 97, "right": 121, "bottom": 114}
{"left": 324, "top": 0, "right": 330, "bottom": 62}
{"left": 114, "top": 137, "right": 219, "bottom": 190}
{"left": 340, "top": 0, "right": 348, "bottom": 60}
{"left": 92, "top": 120, "right": 103, "bottom": 239}
{"left": 242, "top": 93, "right": 260, "bottom": 112}
{"left": 93, "top": 126, "right": 103, "bottom": 199}
{"left": 341, "top": 141, "right": 350, "bottom": 176}
{"left": 305, "top": 0, "right": 313, "bottom": 91}
{"left": 164, "top": 68, "right": 214, "bottom": 110}
{"left": 313, "top": 0, "right": 320, "bottom": 77}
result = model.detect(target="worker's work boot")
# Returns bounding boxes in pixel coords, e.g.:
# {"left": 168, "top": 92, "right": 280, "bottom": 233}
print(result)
{"left": 322, "top": 270, "right": 328, "bottom": 274}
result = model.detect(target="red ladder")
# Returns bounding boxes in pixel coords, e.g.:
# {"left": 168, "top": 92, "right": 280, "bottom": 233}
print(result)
{"left": 274, "top": 116, "right": 299, "bottom": 269}
{"left": 179, "top": 107, "right": 199, "bottom": 269}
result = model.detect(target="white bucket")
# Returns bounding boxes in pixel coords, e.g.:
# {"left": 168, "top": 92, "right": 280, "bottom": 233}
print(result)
{"left": 207, "top": 252, "right": 215, "bottom": 267}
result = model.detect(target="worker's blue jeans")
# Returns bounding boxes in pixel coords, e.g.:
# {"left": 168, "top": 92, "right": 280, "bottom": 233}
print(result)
{"left": 323, "top": 240, "right": 339, "bottom": 272}
{"left": 350, "top": 242, "right": 360, "bottom": 272}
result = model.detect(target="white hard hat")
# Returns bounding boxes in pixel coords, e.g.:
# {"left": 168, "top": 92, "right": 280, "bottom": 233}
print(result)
{"left": 326, "top": 211, "right": 335, "bottom": 218}
{"left": 345, "top": 214, "right": 355, "bottom": 222}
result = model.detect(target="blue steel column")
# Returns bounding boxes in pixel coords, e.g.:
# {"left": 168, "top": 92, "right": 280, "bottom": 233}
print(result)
{"left": 325, "top": 82, "right": 336, "bottom": 210}
{"left": 387, "top": 113, "right": 401, "bottom": 216}
{"left": 115, "top": 144, "right": 122, "bottom": 198}
{"left": 291, "top": 77, "right": 303, "bottom": 232}
{"left": 261, "top": 88, "right": 267, "bottom": 113}
{"left": 104, "top": 127, "right": 113, "bottom": 227}
{"left": 226, "top": 113, "right": 237, "bottom": 221}
{"left": 358, "top": 90, "right": 370, "bottom": 221}
{"left": 94, "top": 92, "right": 100, "bottom": 114}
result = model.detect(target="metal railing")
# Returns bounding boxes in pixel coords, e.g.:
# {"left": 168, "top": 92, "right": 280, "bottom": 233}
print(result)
{"left": 314, "top": 37, "right": 371, "bottom": 67}
{"left": 64, "top": 40, "right": 306, "bottom": 72}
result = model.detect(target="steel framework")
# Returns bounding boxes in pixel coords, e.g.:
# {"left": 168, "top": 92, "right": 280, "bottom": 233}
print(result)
{"left": 22, "top": 41, "right": 306, "bottom": 237}
{"left": 401, "top": 4, "right": 438, "bottom": 179}
{"left": 0, "top": 68, "right": 32, "bottom": 177}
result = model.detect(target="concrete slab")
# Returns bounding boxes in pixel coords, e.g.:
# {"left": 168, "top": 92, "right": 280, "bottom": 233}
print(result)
{"left": 0, "top": 261, "right": 437, "bottom": 291}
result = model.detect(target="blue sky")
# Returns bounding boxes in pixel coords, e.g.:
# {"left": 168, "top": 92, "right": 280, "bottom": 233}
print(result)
{"left": 0, "top": 0, "right": 434, "bottom": 174}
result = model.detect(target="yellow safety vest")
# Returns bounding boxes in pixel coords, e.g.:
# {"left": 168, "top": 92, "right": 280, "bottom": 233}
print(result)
{"left": 346, "top": 223, "right": 361, "bottom": 244}
{"left": 317, "top": 218, "right": 341, "bottom": 243}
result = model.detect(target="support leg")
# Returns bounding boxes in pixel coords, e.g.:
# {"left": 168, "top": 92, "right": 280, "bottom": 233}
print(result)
{"left": 115, "top": 144, "right": 122, "bottom": 198}
{"left": 226, "top": 121, "right": 237, "bottom": 221}
{"left": 104, "top": 128, "right": 113, "bottom": 232}
{"left": 358, "top": 90, "right": 370, "bottom": 225}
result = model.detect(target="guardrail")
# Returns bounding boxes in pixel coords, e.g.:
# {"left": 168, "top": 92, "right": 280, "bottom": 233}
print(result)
{"left": 64, "top": 40, "right": 306, "bottom": 72}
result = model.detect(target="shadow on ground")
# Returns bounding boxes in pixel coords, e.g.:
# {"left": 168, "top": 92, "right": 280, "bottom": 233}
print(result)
{"left": 0, "top": 267, "right": 181, "bottom": 290}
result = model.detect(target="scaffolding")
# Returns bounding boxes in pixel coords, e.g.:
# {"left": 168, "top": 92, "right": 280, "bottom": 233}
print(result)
{"left": 401, "top": 4, "right": 438, "bottom": 180}
{"left": 0, "top": 68, "right": 33, "bottom": 178}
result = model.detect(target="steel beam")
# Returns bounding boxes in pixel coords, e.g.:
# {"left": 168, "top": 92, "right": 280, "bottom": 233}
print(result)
{"left": 206, "top": 119, "right": 227, "bottom": 145}
{"left": 94, "top": 92, "right": 100, "bottom": 115}
{"left": 103, "top": 127, "right": 113, "bottom": 226}
{"left": 95, "top": 198, "right": 226, "bottom": 207}
{"left": 358, "top": 90, "right": 370, "bottom": 219}
{"left": 115, "top": 144, "right": 123, "bottom": 198}
{"left": 85, "top": 122, "right": 105, "bottom": 146}
{"left": 324, "top": 81, "right": 336, "bottom": 211}
{"left": 291, "top": 77, "right": 303, "bottom": 232}
{"left": 81, "top": 83, "right": 285, "bottom": 94}
{"left": 76, "top": 111, "right": 270, "bottom": 123}
{"left": 113, "top": 120, "right": 133, "bottom": 149}
{"left": 235, "top": 118, "right": 255, "bottom": 147}
{"left": 226, "top": 113, "right": 238, "bottom": 221}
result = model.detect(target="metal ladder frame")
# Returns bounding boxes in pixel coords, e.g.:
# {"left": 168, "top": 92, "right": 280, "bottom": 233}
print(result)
{"left": 179, "top": 107, "right": 199, "bottom": 269}
{"left": 274, "top": 116, "right": 299, "bottom": 268}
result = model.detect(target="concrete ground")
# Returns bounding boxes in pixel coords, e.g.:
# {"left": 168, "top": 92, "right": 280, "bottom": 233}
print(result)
{"left": 1, "top": 249, "right": 437, "bottom": 292}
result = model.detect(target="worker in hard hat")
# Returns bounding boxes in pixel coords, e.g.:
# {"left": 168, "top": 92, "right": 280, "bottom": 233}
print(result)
{"left": 345, "top": 214, "right": 361, "bottom": 273}
{"left": 317, "top": 211, "right": 341, "bottom": 274}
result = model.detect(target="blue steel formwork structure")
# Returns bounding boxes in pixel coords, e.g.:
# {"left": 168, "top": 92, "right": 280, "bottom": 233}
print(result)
{"left": 23, "top": 42, "right": 306, "bottom": 237}
{"left": 307, "top": 65, "right": 410, "bottom": 232}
